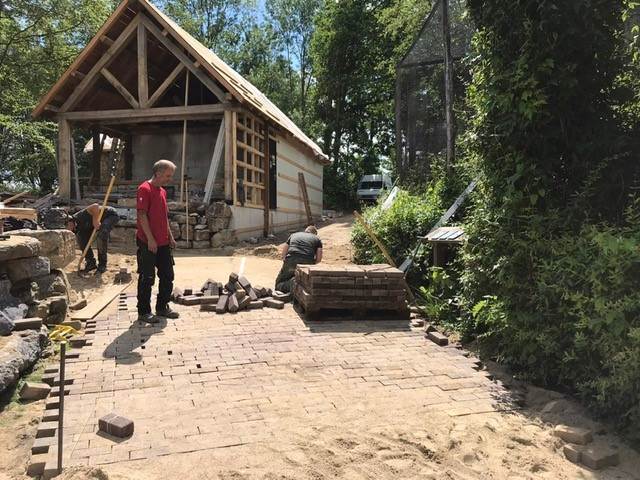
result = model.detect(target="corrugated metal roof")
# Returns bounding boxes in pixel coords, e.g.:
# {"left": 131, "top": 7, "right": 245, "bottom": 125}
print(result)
{"left": 426, "top": 226, "right": 465, "bottom": 243}
{"left": 33, "top": 0, "right": 328, "bottom": 164}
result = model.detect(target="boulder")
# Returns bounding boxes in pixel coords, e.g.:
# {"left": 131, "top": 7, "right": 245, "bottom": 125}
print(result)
{"left": 0, "top": 315, "right": 14, "bottom": 336}
{"left": 0, "top": 235, "right": 40, "bottom": 262}
{"left": 5, "top": 256, "right": 50, "bottom": 283}
{"left": 206, "top": 201, "right": 232, "bottom": 219}
{"left": 47, "top": 296, "right": 68, "bottom": 315}
{"left": 210, "top": 230, "right": 236, "bottom": 248}
{"left": 12, "top": 270, "right": 69, "bottom": 301}
{"left": 10, "top": 229, "right": 75, "bottom": 269}
{"left": 173, "top": 214, "right": 197, "bottom": 225}
{"left": 0, "top": 328, "right": 49, "bottom": 394}
{"left": 180, "top": 224, "right": 194, "bottom": 239}
{"left": 208, "top": 216, "right": 231, "bottom": 233}
{"left": 170, "top": 221, "right": 181, "bottom": 239}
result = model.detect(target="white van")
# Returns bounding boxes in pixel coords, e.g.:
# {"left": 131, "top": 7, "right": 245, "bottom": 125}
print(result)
{"left": 356, "top": 174, "right": 393, "bottom": 203}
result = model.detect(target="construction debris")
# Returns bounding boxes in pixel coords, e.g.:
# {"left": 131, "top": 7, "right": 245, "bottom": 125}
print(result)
{"left": 171, "top": 272, "right": 288, "bottom": 314}
{"left": 98, "top": 413, "right": 134, "bottom": 438}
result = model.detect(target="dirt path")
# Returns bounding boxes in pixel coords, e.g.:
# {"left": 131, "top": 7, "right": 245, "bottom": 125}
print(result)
{"left": 2, "top": 216, "right": 640, "bottom": 479}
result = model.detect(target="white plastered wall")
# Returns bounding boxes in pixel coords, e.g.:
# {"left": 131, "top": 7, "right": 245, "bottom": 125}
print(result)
{"left": 229, "top": 133, "right": 324, "bottom": 240}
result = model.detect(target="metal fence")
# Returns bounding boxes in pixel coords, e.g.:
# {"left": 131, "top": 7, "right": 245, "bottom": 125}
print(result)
{"left": 395, "top": 0, "right": 473, "bottom": 184}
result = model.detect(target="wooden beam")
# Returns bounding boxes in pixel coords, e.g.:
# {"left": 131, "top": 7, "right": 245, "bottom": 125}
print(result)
{"left": 0, "top": 207, "right": 38, "bottom": 220}
{"left": 140, "top": 16, "right": 226, "bottom": 102}
{"left": 100, "top": 35, "right": 114, "bottom": 46}
{"left": 147, "top": 62, "right": 184, "bottom": 108}
{"left": 203, "top": 117, "right": 225, "bottom": 204}
{"left": 224, "top": 109, "right": 233, "bottom": 202}
{"left": 2, "top": 191, "right": 28, "bottom": 204}
{"left": 44, "top": 104, "right": 59, "bottom": 113}
{"left": 61, "top": 15, "right": 141, "bottom": 113}
{"left": 101, "top": 68, "right": 140, "bottom": 109}
{"left": 59, "top": 103, "right": 228, "bottom": 121}
{"left": 263, "top": 123, "right": 271, "bottom": 237}
{"left": 137, "top": 22, "right": 148, "bottom": 108}
{"left": 298, "top": 172, "right": 313, "bottom": 225}
{"left": 70, "top": 138, "right": 81, "bottom": 201}
{"left": 179, "top": 70, "right": 189, "bottom": 203}
{"left": 57, "top": 119, "right": 71, "bottom": 200}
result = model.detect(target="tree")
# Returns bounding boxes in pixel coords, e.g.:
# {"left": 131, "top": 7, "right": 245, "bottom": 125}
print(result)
{"left": 0, "top": 0, "right": 113, "bottom": 191}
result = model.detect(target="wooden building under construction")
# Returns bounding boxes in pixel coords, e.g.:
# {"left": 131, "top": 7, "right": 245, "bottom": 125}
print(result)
{"left": 32, "top": 0, "right": 328, "bottom": 239}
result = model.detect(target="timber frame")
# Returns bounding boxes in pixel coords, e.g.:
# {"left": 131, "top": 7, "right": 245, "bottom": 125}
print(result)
{"left": 33, "top": 0, "right": 328, "bottom": 237}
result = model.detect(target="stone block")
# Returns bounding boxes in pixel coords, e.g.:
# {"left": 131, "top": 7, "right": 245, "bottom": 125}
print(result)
{"left": 200, "top": 295, "right": 219, "bottom": 305}
{"left": 427, "top": 331, "right": 449, "bottom": 346}
{"left": 248, "top": 300, "right": 264, "bottom": 309}
{"left": 20, "top": 382, "right": 51, "bottom": 401}
{"left": 238, "top": 295, "right": 251, "bottom": 311}
{"left": 170, "top": 221, "right": 181, "bottom": 239}
{"left": 263, "top": 298, "right": 284, "bottom": 309}
{"left": 228, "top": 294, "right": 239, "bottom": 313}
{"left": 180, "top": 224, "right": 195, "bottom": 239}
{"left": 174, "top": 214, "right": 197, "bottom": 225}
{"left": 580, "top": 446, "right": 619, "bottom": 470}
{"left": 31, "top": 435, "right": 56, "bottom": 455}
{"left": 553, "top": 425, "right": 593, "bottom": 445}
{"left": 194, "top": 229, "right": 210, "bottom": 241}
{"left": 176, "top": 240, "right": 192, "bottom": 249}
{"left": 47, "top": 296, "right": 68, "bottom": 315}
{"left": 0, "top": 235, "right": 40, "bottom": 262}
{"left": 200, "top": 304, "right": 219, "bottom": 312}
{"left": 206, "top": 201, "right": 232, "bottom": 219}
{"left": 13, "top": 318, "right": 43, "bottom": 331}
{"left": 208, "top": 216, "right": 231, "bottom": 233}
{"left": 216, "top": 294, "right": 229, "bottom": 314}
{"left": 210, "top": 230, "right": 236, "bottom": 248}
{"left": 192, "top": 240, "right": 210, "bottom": 249}
{"left": 181, "top": 295, "right": 202, "bottom": 306}
{"left": 5, "top": 256, "right": 50, "bottom": 283}
{"left": 229, "top": 272, "right": 239, "bottom": 283}
{"left": 0, "top": 315, "right": 14, "bottom": 336}
{"left": 98, "top": 413, "right": 134, "bottom": 438}
{"left": 563, "top": 444, "right": 582, "bottom": 464}
{"left": 10, "top": 229, "right": 75, "bottom": 269}
{"left": 273, "top": 291, "right": 292, "bottom": 302}
{"left": 60, "top": 319, "right": 81, "bottom": 330}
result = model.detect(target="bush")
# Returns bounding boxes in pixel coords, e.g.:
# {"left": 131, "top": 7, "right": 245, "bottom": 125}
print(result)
{"left": 351, "top": 184, "right": 445, "bottom": 282}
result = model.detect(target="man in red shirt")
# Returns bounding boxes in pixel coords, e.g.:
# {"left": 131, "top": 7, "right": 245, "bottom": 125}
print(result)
{"left": 136, "top": 159, "right": 179, "bottom": 323}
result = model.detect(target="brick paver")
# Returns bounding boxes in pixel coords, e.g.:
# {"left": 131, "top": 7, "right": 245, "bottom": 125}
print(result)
{"left": 36, "top": 291, "right": 516, "bottom": 468}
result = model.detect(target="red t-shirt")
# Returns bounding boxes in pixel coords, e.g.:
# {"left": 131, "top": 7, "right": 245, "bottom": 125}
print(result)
{"left": 136, "top": 181, "right": 170, "bottom": 246}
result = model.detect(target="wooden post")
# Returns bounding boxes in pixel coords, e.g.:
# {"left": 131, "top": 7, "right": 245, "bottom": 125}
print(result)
{"left": 179, "top": 71, "right": 190, "bottom": 203}
{"left": 203, "top": 118, "right": 225, "bottom": 204}
{"left": 70, "top": 138, "right": 81, "bottom": 201}
{"left": 57, "top": 342, "right": 66, "bottom": 474}
{"left": 185, "top": 176, "right": 189, "bottom": 245}
{"left": 57, "top": 119, "right": 71, "bottom": 201}
{"left": 442, "top": 0, "right": 455, "bottom": 174}
{"left": 224, "top": 109, "right": 233, "bottom": 203}
{"left": 263, "top": 123, "right": 270, "bottom": 237}
{"left": 137, "top": 22, "right": 148, "bottom": 108}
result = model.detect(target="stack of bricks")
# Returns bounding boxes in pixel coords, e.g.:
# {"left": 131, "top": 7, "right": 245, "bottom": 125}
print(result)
{"left": 171, "top": 273, "right": 285, "bottom": 314}
{"left": 294, "top": 264, "right": 409, "bottom": 317}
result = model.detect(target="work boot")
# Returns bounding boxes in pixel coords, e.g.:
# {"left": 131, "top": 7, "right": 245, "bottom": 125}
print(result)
{"left": 81, "top": 262, "right": 97, "bottom": 274}
{"left": 137, "top": 313, "right": 159, "bottom": 324}
{"left": 156, "top": 306, "right": 179, "bottom": 319}
{"left": 96, "top": 264, "right": 107, "bottom": 274}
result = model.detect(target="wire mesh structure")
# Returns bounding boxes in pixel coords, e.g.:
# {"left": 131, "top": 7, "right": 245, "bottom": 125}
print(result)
{"left": 395, "top": 0, "right": 474, "bottom": 183}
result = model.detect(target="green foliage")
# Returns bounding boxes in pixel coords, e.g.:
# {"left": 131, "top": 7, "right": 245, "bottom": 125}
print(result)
{"left": 351, "top": 186, "right": 445, "bottom": 280}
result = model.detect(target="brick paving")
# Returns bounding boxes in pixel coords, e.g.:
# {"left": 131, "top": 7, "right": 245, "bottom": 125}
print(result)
{"left": 34, "top": 291, "right": 516, "bottom": 469}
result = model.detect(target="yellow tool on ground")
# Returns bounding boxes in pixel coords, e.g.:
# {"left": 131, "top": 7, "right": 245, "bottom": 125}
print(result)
{"left": 48, "top": 325, "right": 81, "bottom": 342}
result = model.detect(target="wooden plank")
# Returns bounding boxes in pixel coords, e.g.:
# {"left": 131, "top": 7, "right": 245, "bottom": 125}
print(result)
{"left": 277, "top": 172, "right": 322, "bottom": 193}
{"left": 141, "top": 16, "right": 226, "bottom": 102}
{"left": 147, "top": 63, "right": 183, "bottom": 108}
{"left": 59, "top": 104, "right": 226, "bottom": 121}
{"left": 61, "top": 15, "right": 141, "bottom": 112}
{"left": 57, "top": 118, "right": 71, "bottom": 200}
{"left": 101, "top": 68, "right": 139, "bottom": 109}
{"left": 137, "top": 22, "right": 148, "bottom": 108}
{"left": 298, "top": 172, "right": 313, "bottom": 225}
{"left": 2, "top": 191, "right": 28, "bottom": 204}
{"left": 232, "top": 111, "right": 238, "bottom": 205}
{"left": 203, "top": 117, "right": 225, "bottom": 204}
{"left": 0, "top": 207, "right": 38, "bottom": 220}
{"left": 70, "top": 284, "right": 130, "bottom": 320}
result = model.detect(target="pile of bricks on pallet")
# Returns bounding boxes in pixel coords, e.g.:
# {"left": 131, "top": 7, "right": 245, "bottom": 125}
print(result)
{"left": 293, "top": 264, "right": 409, "bottom": 317}
{"left": 171, "top": 273, "right": 291, "bottom": 314}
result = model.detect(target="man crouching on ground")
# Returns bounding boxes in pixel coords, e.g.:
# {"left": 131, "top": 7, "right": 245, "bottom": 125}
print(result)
{"left": 275, "top": 225, "right": 323, "bottom": 293}
{"left": 136, "top": 159, "right": 179, "bottom": 323}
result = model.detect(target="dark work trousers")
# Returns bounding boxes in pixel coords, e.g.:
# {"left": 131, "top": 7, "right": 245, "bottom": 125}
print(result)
{"left": 136, "top": 239, "right": 175, "bottom": 315}
{"left": 275, "top": 254, "right": 315, "bottom": 293}
{"left": 76, "top": 214, "right": 119, "bottom": 268}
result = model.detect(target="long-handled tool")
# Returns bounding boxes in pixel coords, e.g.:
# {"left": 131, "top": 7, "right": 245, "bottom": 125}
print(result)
{"left": 76, "top": 138, "right": 124, "bottom": 273}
